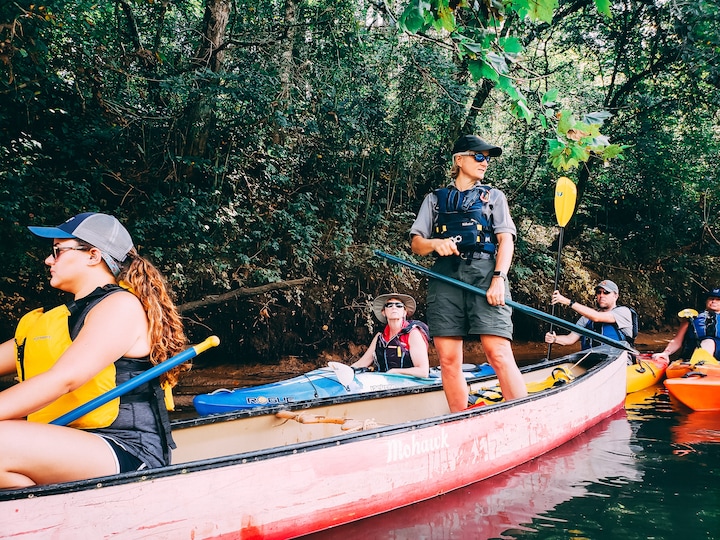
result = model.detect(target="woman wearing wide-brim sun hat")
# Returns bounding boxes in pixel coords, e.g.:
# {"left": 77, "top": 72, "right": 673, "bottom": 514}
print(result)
{"left": 351, "top": 292, "right": 430, "bottom": 378}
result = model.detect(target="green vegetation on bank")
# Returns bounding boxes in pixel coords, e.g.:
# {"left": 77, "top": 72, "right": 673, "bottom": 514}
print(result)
{"left": 1, "top": 0, "right": 718, "bottom": 364}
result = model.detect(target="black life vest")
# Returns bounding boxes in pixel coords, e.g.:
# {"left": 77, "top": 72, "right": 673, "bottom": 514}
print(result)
{"left": 432, "top": 186, "right": 496, "bottom": 255}
{"left": 373, "top": 320, "right": 430, "bottom": 372}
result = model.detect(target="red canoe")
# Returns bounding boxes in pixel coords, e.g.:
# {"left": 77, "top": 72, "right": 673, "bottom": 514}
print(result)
{"left": 0, "top": 348, "right": 627, "bottom": 539}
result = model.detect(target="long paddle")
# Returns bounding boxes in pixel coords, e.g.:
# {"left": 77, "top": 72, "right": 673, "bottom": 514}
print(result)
{"left": 50, "top": 335, "right": 220, "bottom": 426}
{"left": 546, "top": 176, "right": 577, "bottom": 360}
{"left": 374, "top": 251, "right": 638, "bottom": 354}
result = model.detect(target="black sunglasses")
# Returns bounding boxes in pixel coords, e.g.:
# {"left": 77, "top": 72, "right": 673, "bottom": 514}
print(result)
{"left": 461, "top": 152, "right": 491, "bottom": 163}
{"left": 384, "top": 302, "right": 405, "bottom": 309}
{"left": 52, "top": 245, "right": 90, "bottom": 260}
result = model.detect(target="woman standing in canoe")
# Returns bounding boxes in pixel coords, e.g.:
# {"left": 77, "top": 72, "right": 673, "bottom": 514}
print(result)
{"left": 0, "top": 212, "right": 187, "bottom": 489}
{"left": 351, "top": 293, "right": 431, "bottom": 378}
{"left": 409, "top": 135, "right": 527, "bottom": 411}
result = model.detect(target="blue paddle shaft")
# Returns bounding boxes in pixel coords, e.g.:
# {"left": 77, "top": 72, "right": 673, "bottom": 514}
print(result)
{"left": 374, "top": 251, "right": 637, "bottom": 354}
{"left": 50, "top": 336, "right": 220, "bottom": 426}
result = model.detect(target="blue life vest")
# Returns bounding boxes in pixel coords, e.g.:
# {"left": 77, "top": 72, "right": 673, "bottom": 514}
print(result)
{"left": 682, "top": 311, "right": 720, "bottom": 356}
{"left": 580, "top": 306, "right": 637, "bottom": 349}
{"left": 433, "top": 186, "right": 496, "bottom": 255}
{"left": 374, "top": 320, "right": 430, "bottom": 372}
{"left": 692, "top": 311, "right": 719, "bottom": 339}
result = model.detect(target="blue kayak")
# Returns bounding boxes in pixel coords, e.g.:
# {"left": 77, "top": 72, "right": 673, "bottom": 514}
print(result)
{"left": 193, "top": 363, "right": 495, "bottom": 416}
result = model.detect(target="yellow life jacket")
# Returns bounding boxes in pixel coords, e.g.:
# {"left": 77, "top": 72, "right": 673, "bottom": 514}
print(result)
{"left": 14, "top": 296, "right": 120, "bottom": 429}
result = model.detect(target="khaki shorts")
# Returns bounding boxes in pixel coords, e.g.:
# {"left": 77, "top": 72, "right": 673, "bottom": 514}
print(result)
{"left": 426, "top": 256, "right": 513, "bottom": 339}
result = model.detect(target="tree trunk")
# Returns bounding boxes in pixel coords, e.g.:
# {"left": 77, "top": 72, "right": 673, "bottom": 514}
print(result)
{"left": 181, "top": 0, "right": 231, "bottom": 171}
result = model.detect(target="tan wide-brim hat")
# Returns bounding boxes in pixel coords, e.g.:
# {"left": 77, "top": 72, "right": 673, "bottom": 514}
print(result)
{"left": 372, "top": 293, "right": 417, "bottom": 324}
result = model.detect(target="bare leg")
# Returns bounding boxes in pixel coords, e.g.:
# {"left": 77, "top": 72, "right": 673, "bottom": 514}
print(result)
{"left": 700, "top": 338, "right": 717, "bottom": 357}
{"left": 434, "top": 336, "right": 467, "bottom": 412}
{"left": 0, "top": 420, "right": 119, "bottom": 489}
{"left": 481, "top": 335, "right": 527, "bottom": 401}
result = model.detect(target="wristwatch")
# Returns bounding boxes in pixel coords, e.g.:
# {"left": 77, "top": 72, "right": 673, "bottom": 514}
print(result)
{"left": 492, "top": 271, "right": 507, "bottom": 279}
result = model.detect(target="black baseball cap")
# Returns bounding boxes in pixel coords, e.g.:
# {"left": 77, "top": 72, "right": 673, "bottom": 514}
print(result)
{"left": 452, "top": 135, "right": 502, "bottom": 157}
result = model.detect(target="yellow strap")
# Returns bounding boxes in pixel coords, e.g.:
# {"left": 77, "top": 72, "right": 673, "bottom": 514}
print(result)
{"left": 162, "top": 381, "right": 175, "bottom": 411}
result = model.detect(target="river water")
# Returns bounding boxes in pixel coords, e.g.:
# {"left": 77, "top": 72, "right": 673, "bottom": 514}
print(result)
{"left": 302, "top": 385, "right": 720, "bottom": 539}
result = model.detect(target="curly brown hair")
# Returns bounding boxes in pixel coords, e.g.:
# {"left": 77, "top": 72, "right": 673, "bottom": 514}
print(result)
{"left": 119, "top": 249, "right": 189, "bottom": 387}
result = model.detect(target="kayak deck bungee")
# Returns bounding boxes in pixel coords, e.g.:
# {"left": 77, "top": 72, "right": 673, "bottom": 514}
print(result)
{"left": 666, "top": 348, "right": 720, "bottom": 379}
{"left": 626, "top": 354, "right": 669, "bottom": 394}
{"left": 193, "top": 362, "right": 495, "bottom": 415}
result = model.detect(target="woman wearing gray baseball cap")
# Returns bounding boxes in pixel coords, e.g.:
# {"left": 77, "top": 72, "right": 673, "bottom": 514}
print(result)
{"left": 0, "top": 212, "right": 187, "bottom": 488}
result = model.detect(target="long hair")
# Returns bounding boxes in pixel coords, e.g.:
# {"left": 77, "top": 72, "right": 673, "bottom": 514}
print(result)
{"left": 119, "top": 249, "right": 188, "bottom": 387}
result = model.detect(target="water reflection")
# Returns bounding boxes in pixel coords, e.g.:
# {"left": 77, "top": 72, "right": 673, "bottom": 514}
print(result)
{"left": 304, "top": 411, "right": 639, "bottom": 539}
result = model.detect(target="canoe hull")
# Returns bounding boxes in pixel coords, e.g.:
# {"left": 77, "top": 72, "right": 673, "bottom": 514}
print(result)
{"left": 0, "top": 350, "right": 627, "bottom": 539}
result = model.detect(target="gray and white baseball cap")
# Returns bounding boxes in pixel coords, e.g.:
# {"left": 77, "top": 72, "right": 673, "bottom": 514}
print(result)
{"left": 29, "top": 212, "right": 134, "bottom": 274}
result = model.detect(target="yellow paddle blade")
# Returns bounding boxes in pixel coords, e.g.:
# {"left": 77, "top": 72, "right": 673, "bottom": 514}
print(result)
{"left": 689, "top": 347, "right": 719, "bottom": 366}
{"left": 554, "top": 176, "right": 577, "bottom": 227}
{"left": 677, "top": 308, "right": 699, "bottom": 319}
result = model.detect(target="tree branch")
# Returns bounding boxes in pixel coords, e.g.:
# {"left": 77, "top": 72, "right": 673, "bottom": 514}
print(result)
{"left": 177, "top": 277, "right": 312, "bottom": 313}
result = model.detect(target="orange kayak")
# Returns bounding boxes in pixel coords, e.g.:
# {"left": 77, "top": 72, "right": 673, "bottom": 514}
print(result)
{"left": 666, "top": 348, "right": 720, "bottom": 379}
{"left": 665, "top": 374, "right": 720, "bottom": 411}
{"left": 626, "top": 354, "right": 669, "bottom": 394}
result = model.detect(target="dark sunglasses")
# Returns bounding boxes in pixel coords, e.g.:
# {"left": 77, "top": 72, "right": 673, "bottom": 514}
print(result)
{"left": 462, "top": 152, "right": 491, "bottom": 163}
{"left": 384, "top": 302, "right": 405, "bottom": 309}
{"left": 52, "top": 245, "right": 90, "bottom": 260}
{"left": 595, "top": 289, "right": 613, "bottom": 295}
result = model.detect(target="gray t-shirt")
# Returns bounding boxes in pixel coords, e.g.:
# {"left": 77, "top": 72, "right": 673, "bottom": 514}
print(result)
{"left": 577, "top": 306, "right": 633, "bottom": 338}
{"left": 410, "top": 182, "right": 517, "bottom": 240}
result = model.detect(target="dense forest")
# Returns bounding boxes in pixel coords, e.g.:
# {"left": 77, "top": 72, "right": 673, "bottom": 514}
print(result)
{"left": 1, "top": 0, "right": 719, "bottom": 366}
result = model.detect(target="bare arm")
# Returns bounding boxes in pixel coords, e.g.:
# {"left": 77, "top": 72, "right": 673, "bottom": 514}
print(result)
{"left": 0, "top": 293, "right": 149, "bottom": 420}
{"left": 0, "top": 339, "right": 15, "bottom": 376}
{"left": 486, "top": 232, "right": 514, "bottom": 307}
{"left": 550, "top": 290, "right": 617, "bottom": 323}
{"left": 350, "top": 333, "right": 380, "bottom": 369}
{"left": 653, "top": 321, "right": 689, "bottom": 360}
{"left": 410, "top": 234, "right": 460, "bottom": 257}
{"left": 386, "top": 328, "right": 430, "bottom": 378}
{"left": 545, "top": 330, "right": 581, "bottom": 346}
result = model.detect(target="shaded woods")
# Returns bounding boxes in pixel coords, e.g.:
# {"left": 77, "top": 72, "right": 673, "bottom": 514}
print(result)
{"left": 1, "top": 1, "right": 719, "bottom": 366}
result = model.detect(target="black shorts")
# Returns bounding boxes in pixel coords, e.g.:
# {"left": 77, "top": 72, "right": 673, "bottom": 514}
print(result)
{"left": 104, "top": 437, "right": 144, "bottom": 473}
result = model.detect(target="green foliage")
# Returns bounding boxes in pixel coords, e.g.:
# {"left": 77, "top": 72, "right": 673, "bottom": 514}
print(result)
{"left": 0, "top": 0, "right": 719, "bottom": 360}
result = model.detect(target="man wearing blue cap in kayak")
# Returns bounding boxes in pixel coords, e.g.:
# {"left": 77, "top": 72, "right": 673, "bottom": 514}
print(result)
{"left": 652, "top": 287, "right": 720, "bottom": 361}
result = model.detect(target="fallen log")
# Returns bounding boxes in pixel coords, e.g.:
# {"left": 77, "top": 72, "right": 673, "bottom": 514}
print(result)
{"left": 177, "top": 277, "right": 312, "bottom": 313}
